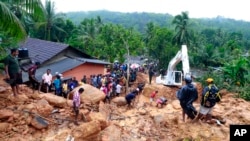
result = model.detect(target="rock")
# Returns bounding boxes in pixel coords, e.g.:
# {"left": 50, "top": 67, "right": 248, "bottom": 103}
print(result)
{"left": 171, "top": 100, "right": 181, "bottom": 109}
{"left": 8, "top": 94, "right": 29, "bottom": 104}
{"left": 72, "top": 120, "right": 102, "bottom": 139}
{"left": 0, "top": 123, "right": 11, "bottom": 132}
{"left": 30, "top": 116, "right": 49, "bottom": 129}
{"left": 40, "top": 94, "right": 66, "bottom": 108}
{"left": 0, "top": 109, "right": 14, "bottom": 119}
{"left": 89, "top": 112, "right": 109, "bottom": 129}
{"left": 36, "top": 100, "right": 53, "bottom": 117}
{"left": 98, "top": 124, "right": 121, "bottom": 141}
{"left": 0, "top": 86, "right": 7, "bottom": 93}
{"left": 29, "top": 93, "right": 41, "bottom": 100}
{"left": 0, "top": 93, "right": 9, "bottom": 99}
{"left": 25, "top": 116, "right": 32, "bottom": 125}
{"left": 138, "top": 108, "right": 147, "bottom": 115}
{"left": 23, "top": 103, "right": 36, "bottom": 111}
{"left": 69, "top": 84, "right": 105, "bottom": 104}
{"left": 99, "top": 101, "right": 110, "bottom": 119}
{"left": 44, "top": 129, "right": 72, "bottom": 141}
{"left": 111, "top": 97, "right": 127, "bottom": 106}
{"left": 66, "top": 99, "right": 73, "bottom": 107}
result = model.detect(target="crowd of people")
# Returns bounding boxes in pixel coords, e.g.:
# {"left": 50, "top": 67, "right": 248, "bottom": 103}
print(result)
{"left": 3, "top": 48, "right": 223, "bottom": 126}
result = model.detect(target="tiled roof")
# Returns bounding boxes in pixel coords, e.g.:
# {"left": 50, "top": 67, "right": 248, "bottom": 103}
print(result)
{"left": 20, "top": 38, "right": 69, "bottom": 64}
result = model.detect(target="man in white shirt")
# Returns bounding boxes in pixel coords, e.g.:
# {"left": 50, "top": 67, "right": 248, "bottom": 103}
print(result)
{"left": 116, "top": 83, "right": 122, "bottom": 97}
{"left": 40, "top": 69, "right": 52, "bottom": 93}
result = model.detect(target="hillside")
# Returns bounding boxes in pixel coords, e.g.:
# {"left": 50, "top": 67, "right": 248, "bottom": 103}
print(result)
{"left": 0, "top": 72, "right": 249, "bottom": 140}
{"left": 65, "top": 10, "right": 250, "bottom": 38}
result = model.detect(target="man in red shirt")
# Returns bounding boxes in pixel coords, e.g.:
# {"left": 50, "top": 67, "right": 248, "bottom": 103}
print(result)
{"left": 28, "top": 62, "right": 40, "bottom": 93}
{"left": 150, "top": 90, "right": 158, "bottom": 105}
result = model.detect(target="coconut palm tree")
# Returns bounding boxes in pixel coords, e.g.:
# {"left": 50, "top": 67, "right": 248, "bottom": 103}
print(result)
{"left": 172, "top": 11, "right": 191, "bottom": 46}
{"left": 33, "top": 0, "right": 66, "bottom": 41}
{"left": 0, "top": 0, "right": 45, "bottom": 41}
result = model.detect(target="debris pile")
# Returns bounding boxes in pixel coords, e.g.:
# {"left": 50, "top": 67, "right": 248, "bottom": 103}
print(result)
{"left": 0, "top": 73, "right": 249, "bottom": 141}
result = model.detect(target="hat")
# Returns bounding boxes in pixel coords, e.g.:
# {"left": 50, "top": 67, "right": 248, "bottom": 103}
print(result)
{"left": 136, "top": 88, "right": 139, "bottom": 91}
{"left": 206, "top": 78, "right": 213, "bottom": 83}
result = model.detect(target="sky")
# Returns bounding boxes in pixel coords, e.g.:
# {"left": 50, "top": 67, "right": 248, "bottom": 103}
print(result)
{"left": 42, "top": 0, "right": 250, "bottom": 22}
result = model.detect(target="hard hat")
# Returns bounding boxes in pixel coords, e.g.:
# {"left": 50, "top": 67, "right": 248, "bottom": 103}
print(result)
{"left": 206, "top": 78, "right": 214, "bottom": 83}
{"left": 184, "top": 75, "right": 192, "bottom": 83}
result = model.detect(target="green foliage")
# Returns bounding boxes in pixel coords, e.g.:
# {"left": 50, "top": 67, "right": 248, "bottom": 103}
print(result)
{"left": 172, "top": 11, "right": 192, "bottom": 46}
{"left": 196, "top": 70, "right": 225, "bottom": 89}
{"left": 144, "top": 23, "right": 175, "bottom": 69}
{"left": 222, "top": 57, "right": 249, "bottom": 86}
{"left": 0, "top": 0, "right": 46, "bottom": 41}
{"left": 238, "top": 84, "right": 250, "bottom": 101}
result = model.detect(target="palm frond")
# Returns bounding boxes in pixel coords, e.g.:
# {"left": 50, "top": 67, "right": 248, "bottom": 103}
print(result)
{"left": 0, "top": 1, "right": 26, "bottom": 41}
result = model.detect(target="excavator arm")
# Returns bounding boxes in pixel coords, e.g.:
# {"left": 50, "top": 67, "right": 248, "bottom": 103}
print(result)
{"left": 156, "top": 45, "right": 190, "bottom": 86}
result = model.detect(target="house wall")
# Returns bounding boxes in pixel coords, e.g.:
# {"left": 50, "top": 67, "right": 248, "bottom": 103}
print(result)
{"left": 62, "top": 62, "right": 105, "bottom": 82}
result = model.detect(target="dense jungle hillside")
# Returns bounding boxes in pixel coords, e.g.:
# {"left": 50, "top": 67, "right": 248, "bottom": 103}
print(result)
{"left": 66, "top": 10, "right": 250, "bottom": 38}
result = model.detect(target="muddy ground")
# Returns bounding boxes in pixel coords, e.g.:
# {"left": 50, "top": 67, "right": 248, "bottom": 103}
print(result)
{"left": 0, "top": 72, "right": 249, "bottom": 141}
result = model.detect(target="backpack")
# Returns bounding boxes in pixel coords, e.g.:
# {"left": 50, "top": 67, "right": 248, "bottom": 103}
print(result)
{"left": 201, "top": 85, "right": 221, "bottom": 108}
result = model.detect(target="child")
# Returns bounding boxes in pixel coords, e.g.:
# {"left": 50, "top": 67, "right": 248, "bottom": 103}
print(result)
{"left": 156, "top": 97, "right": 168, "bottom": 108}
{"left": 62, "top": 80, "right": 69, "bottom": 98}
{"left": 73, "top": 88, "right": 84, "bottom": 125}
{"left": 150, "top": 90, "right": 158, "bottom": 105}
{"left": 53, "top": 75, "right": 62, "bottom": 96}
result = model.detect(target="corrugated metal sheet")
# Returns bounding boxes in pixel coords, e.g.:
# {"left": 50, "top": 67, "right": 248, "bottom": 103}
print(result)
{"left": 22, "top": 57, "right": 84, "bottom": 82}
{"left": 76, "top": 58, "right": 111, "bottom": 65}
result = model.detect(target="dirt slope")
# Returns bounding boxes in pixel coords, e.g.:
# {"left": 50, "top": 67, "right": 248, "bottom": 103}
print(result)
{"left": 0, "top": 73, "right": 249, "bottom": 141}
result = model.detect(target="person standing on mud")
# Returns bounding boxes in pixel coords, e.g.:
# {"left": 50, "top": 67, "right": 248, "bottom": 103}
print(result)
{"left": 27, "top": 61, "right": 40, "bottom": 93}
{"left": 148, "top": 65, "right": 154, "bottom": 84}
{"left": 4, "top": 48, "right": 23, "bottom": 96}
{"left": 73, "top": 88, "right": 84, "bottom": 125}
{"left": 176, "top": 75, "right": 198, "bottom": 122}
{"left": 195, "top": 78, "right": 222, "bottom": 125}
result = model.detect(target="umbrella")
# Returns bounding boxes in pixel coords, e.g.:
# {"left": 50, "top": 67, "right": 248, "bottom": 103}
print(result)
{"left": 130, "top": 63, "right": 140, "bottom": 69}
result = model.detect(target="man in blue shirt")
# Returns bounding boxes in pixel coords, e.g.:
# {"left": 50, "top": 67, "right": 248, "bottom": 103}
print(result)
{"left": 176, "top": 75, "right": 198, "bottom": 122}
{"left": 125, "top": 89, "right": 139, "bottom": 108}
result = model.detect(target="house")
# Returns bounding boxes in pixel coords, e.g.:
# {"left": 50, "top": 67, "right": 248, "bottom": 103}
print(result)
{"left": 20, "top": 38, "right": 110, "bottom": 82}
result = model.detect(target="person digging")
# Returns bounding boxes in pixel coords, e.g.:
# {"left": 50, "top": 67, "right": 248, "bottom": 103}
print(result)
{"left": 73, "top": 88, "right": 84, "bottom": 125}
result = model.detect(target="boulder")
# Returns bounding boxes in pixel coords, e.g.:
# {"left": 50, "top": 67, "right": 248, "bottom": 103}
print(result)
{"left": 8, "top": 94, "right": 29, "bottom": 104}
{"left": 0, "top": 109, "right": 14, "bottom": 119}
{"left": 30, "top": 116, "right": 49, "bottom": 129}
{"left": 89, "top": 112, "right": 109, "bottom": 129}
{"left": 69, "top": 84, "right": 105, "bottom": 104}
{"left": 111, "top": 97, "right": 127, "bottom": 106}
{"left": 72, "top": 120, "right": 102, "bottom": 139}
{"left": 98, "top": 124, "right": 121, "bottom": 141}
{"left": 36, "top": 99, "right": 54, "bottom": 117}
{"left": 66, "top": 99, "right": 73, "bottom": 107}
{"left": 40, "top": 94, "right": 66, "bottom": 108}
